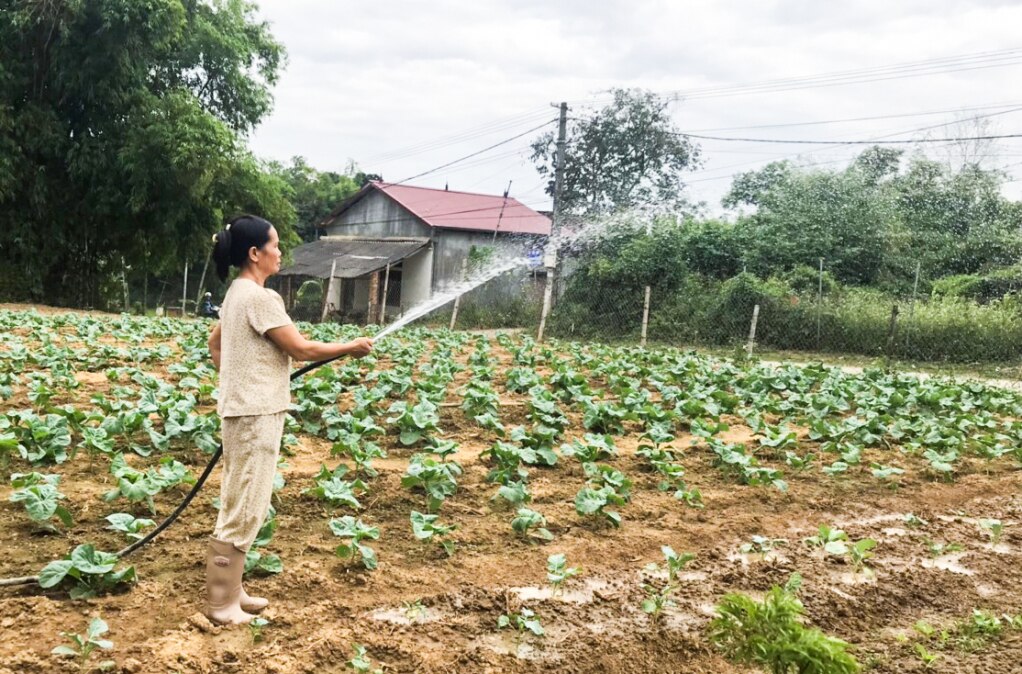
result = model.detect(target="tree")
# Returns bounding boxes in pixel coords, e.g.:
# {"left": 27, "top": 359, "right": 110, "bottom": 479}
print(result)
{"left": 270, "top": 157, "right": 362, "bottom": 242}
{"left": 530, "top": 88, "right": 701, "bottom": 216}
{"left": 0, "top": 0, "right": 292, "bottom": 307}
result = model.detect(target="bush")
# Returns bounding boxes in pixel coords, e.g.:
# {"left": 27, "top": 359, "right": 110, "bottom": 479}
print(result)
{"left": 709, "top": 584, "right": 859, "bottom": 674}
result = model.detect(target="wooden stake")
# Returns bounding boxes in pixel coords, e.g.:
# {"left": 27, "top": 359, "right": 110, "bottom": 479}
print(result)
{"left": 181, "top": 262, "right": 188, "bottom": 316}
{"left": 321, "top": 259, "right": 337, "bottom": 322}
{"left": 380, "top": 263, "right": 391, "bottom": 325}
{"left": 367, "top": 270, "right": 380, "bottom": 326}
{"left": 746, "top": 304, "right": 760, "bottom": 356}
{"left": 885, "top": 304, "right": 899, "bottom": 365}
{"left": 640, "top": 285, "right": 651, "bottom": 347}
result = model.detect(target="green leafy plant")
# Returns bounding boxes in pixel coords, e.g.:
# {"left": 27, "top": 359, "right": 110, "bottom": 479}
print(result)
{"left": 546, "top": 553, "right": 581, "bottom": 594}
{"left": 510, "top": 508, "right": 553, "bottom": 542}
{"left": 347, "top": 643, "right": 384, "bottom": 674}
{"left": 104, "top": 513, "right": 155, "bottom": 541}
{"left": 740, "top": 535, "right": 788, "bottom": 555}
{"left": 561, "top": 433, "right": 617, "bottom": 464}
{"left": 574, "top": 485, "right": 627, "bottom": 528}
{"left": 330, "top": 516, "right": 380, "bottom": 570}
{"left": 709, "top": 582, "right": 859, "bottom": 674}
{"left": 978, "top": 518, "right": 1004, "bottom": 545}
{"left": 51, "top": 616, "right": 114, "bottom": 670}
{"left": 386, "top": 398, "right": 441, "bottom": 446}
{"left": 38, "top": 544, "right": 137, "bottom": 599}
{"left": 641, "top": 546, "right": 696, "bottom": 625}
{"left": 248, "top": 617, "right": 269, "bottom": 644}
{"left": 925, "top": 539, "right": 964, "bottom": 558}
{"left": 244, "top": 508, "right": 283, "bottom": 576}
{"left": 102, "top": 453, "right": 195, "bottom": 515}
{"left": 410, "top": 510, "right": 457, "bottom": 557}
{"left": 401, "top": 454, "right": 462, "bottom": 512}
{"left": 304, "top": 464, "right": 367, "bottom": 510}
{"left": 9, "top": 472, "right": 72, "bottom": 531}
{"left": 498, "top": 607, "right": 544, "bottom": 639}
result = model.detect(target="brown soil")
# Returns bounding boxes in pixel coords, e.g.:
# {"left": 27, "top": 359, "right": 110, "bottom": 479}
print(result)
{"left": 2, "top": 311, "right": 1022, "bottom": 674}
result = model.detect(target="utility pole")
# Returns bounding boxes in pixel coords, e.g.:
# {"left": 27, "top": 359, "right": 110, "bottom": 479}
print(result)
{"left": 537, "top": 101, "right": 568, "bottom": 342}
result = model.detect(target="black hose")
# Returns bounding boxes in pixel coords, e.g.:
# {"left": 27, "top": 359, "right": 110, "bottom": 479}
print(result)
{"left": 0, "top": 355, "right": 341, "bottom": 589}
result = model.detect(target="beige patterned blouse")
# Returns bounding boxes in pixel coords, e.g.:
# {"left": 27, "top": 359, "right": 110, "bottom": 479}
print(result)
{"left": 216, "top": 278, "right": 293, "bottom": 418}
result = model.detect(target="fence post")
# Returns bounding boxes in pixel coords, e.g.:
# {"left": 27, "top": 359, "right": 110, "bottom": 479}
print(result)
{"left": 321, "top": 259, "right": 337, "bottom": 323}
{"left": 816, "top": 258, "right": 824, "bottom": 349}
{"left": 181, "top": 262, "right": 188, "bottom": 317}
{"left": 746, "top": 304, "right": 760, "bottom": 357}
{"left": 885, "top": 304, "right": 900, "bottom": 366}
{"left": 537, "top": 250, "right": 556, "bottom": 343}
{"left": 640, "top": 285, "right": 651, "bottom": 347}
{"left": 366, "top": 270, "right": 380, "bottom": 326}
{"left": 380, "top": 262, "right": 391, "bottom": 325}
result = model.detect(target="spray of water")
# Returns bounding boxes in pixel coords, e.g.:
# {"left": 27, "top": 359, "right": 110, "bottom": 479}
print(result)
{"left": 375, "top": 257, "right": 529, "bottom": 339}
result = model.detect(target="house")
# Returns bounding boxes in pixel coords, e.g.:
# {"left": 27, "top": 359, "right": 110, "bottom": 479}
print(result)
{"left": 276, "top": 181, "right": 551, "bottom": 322}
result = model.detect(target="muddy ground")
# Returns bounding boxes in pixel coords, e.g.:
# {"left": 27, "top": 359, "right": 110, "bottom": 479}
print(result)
{"left": 2, "top": 308, "right": 1022, "bottom": 673}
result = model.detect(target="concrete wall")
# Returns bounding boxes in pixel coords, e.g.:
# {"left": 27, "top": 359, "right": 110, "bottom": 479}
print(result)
{"left": 401, "top": 246, "right": 433, "bottom": 310}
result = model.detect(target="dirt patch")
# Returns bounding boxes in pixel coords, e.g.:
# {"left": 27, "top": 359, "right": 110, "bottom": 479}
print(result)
{"left": 2, "top": 310, "right": 1022, "bottom": 673}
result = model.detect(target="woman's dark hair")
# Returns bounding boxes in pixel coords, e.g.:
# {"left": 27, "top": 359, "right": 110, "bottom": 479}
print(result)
{"left": 211, "top": 214, "right": 274, "bottom": 282}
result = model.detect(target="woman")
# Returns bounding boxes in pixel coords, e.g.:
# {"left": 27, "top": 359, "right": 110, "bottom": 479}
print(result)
{"left": 205, "top": 214, "right": 373, "bottom": 625}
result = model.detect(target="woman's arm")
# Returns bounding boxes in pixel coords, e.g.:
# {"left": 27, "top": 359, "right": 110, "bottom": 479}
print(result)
{"left": 265, "top": 324, "right": 373, "bottom": 362}
{"left": 208, "top": 323, "right": 222, "bottom": 371}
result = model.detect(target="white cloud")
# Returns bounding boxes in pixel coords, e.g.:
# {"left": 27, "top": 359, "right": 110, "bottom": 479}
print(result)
{"left": 248, "top": 0, "right": 1022, "bottom": 211}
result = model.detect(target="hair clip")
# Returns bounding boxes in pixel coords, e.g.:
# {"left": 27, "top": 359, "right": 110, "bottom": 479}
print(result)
{"left": 211, "top": 233, "right": 218, "bottom": 243}
{"left": 225, "top": 223, "right": 232, "bottom": 231}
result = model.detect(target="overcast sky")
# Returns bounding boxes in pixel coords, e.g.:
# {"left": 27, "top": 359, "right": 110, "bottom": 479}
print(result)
{"left": 248, "top": 0, "right": 1022, "bottom": 215}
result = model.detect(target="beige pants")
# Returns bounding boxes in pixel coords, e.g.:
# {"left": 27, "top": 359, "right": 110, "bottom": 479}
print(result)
{"left": 213, "top": 412, "right": 285, "bottom": 551}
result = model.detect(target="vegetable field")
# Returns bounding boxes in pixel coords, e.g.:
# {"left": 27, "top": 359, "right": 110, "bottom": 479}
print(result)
{"left": 2, "top": 305, "right": 1022, "bottom": 674}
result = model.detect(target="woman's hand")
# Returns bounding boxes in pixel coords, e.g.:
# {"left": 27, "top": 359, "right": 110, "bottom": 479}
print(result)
{"left": 344, "top": 337, "right": 374, "bottom": 358}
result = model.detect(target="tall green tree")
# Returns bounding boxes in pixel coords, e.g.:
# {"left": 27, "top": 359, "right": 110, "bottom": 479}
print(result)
{"left": 270, "top": 157, "right": 361, "bottom": 242}
{"left": 530, "top": 88, "right": 701, "bottom": 216}
{"left": 0, "top": 0, "right": 293, "bottom": 306}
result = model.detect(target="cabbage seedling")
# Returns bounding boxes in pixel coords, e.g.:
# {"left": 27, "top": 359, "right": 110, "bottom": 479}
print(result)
{"left": 410, "top": 510, "right": 457, "bottom": 557}
{"left": 9, "top": 473, "right": 72, "bottom": 531}
{"left": 304, "top": 464, "right": 367, "bottom": 510}
{"left": 511, "top": 508, "right": 553, "bottom": 542}
{"left": 38, "top": 544, "right": 137, "bottom": 599}
{"left": 574, "top": 485, "right": 627, "bottom": 528}
{"left": 498, "top": 607, "right": 544, "bottom": 640}
{"left": 104, "top": 513, "right": 155, "bottom": 541}
{"left": 978, "top": 518, "right": 1004, "bottom": 545}
{"left": 330, "top": 516, "right": 380, "bottom": 570}
{"left": 546, "top": 553, "right": 581, "bottom": 595}
{"left": 803, "top": 525, "right": 850, "bottom": 556}
{"left": 347, "top": 643, "right": 384, "bottom": 674}
{"left": 402, "top": 454, "right": 461, "bottom": 512}
{"left": 51, "top": 617, "right": 114, "bottom": 670}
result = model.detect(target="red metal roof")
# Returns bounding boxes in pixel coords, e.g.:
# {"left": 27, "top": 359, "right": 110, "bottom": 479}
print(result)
{"left": 370, "top": 182, "right": 551, "bottom": 236}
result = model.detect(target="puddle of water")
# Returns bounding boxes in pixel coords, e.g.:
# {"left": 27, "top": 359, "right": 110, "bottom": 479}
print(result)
{"left": 845, "top": 512, "right": 909, "bottom": 527}
{"left": 976, "top": 583, "right": 1000, "bottom": 597}
{"left": 726, "top": 551, "right": 788, "bottom": 567}
{"left": 834, "top": 571, "right": 877, "bottom": 586}
{"left": 881, "top": 527, "right": 910, "bottom": 537}
{"left": 367, "top": 606, "right": 442, "bottom": 625}
{"left": 921, "top": 553, "right": 974, "bottom": 576}
{"left": 509, "top": 578, "right": 611, "bottom": 605}
{"left": 471, "top": 633, "right": 546, "bottom": 660}
{"left": 988, "top": 543, "right": 1013, "bottom": 555}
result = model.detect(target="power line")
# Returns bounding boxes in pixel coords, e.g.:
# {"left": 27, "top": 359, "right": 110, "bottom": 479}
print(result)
{"left": 362, "top": 108, "right": 552, "bottom": 164}
{"left": 573, "top": 48, "right": 1022, "bottom": 107}
{"left": 392, "top": 119, "right": 556, "bottom": 185}
{"left": 681, "top": 132, "right": 1022, "bottom": 145}
{"left": 685, "top": 101, "right": 1022, "bottom": 132}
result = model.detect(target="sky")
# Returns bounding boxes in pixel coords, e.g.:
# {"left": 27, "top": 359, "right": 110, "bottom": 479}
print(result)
{"left": 247, "top": 0, "right": 1022, "bottom": 216}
